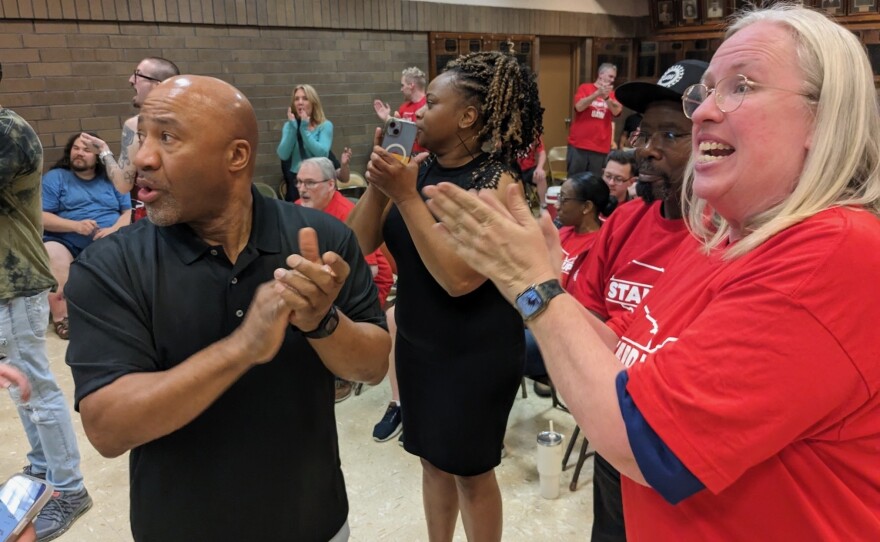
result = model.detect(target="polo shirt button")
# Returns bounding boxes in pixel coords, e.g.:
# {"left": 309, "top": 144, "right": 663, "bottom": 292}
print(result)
{"left": 210, "top": 249, "right": 218, "bottom": 256}
{"left": 231, "top": 277, "right": 238, "bottom": 285}
{"left": 235, "top": 309, "right": 244, "bottom": 317}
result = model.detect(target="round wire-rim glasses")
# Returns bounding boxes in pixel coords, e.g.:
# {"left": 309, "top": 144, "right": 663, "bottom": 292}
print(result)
{"left": 682, "top": 73, "right": 813, "bottom": 119}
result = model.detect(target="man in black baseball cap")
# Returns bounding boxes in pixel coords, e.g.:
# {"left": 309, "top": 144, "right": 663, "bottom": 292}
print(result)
{"left": 565, "top": 59, "right": 708, "bottom": 542}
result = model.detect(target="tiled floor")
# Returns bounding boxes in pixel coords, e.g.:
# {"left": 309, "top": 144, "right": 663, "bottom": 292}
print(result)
{"left": 0, "top": 333, "right": 595, "bottom": 541}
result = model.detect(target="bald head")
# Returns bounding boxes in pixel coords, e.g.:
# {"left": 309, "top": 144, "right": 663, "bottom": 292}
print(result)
{"left": 135, "top": 76, "right": 260, "bottom": 227}
{"left": 158, "top": 75, "right": 259, "bottom": 155}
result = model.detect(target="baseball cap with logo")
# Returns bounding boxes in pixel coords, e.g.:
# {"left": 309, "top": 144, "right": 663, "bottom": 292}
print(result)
{"left": 615, "top": 59, "right": 709, "bottom": 114}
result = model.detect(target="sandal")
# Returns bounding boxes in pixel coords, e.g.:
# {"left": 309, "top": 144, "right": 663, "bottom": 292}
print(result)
{"left": 53, "top": 317, "right": 69, "bottom": 340}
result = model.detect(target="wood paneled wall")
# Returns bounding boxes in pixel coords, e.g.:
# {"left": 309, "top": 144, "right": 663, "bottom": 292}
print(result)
{"left": 0, "top": 0, "right": 648, "bottom": 37}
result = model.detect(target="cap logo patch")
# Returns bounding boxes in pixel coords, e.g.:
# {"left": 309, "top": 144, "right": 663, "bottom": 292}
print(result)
{"left": 658, "top": 65, "right": 684, "bottom": 88}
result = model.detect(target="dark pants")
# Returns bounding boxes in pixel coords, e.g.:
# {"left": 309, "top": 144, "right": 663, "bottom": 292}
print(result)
{"left": 591, "top": 453, "right": 626, "bottom": 542}
{"left": 566, "top": 145, "right": 606, "bottom": 179}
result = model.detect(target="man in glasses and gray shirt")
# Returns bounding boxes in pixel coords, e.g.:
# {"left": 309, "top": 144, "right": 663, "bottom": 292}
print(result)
{"left": 80, "top": 57, "right": 179, "bottom": 195}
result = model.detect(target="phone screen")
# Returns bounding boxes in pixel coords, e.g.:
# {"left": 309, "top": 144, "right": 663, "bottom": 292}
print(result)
{"left": 0, "top": 476, "right": 49, "bottom": 541}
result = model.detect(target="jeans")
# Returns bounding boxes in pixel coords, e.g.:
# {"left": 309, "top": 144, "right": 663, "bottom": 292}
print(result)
{"left": 0, "top": 290, "right": 84, "bottom": 492}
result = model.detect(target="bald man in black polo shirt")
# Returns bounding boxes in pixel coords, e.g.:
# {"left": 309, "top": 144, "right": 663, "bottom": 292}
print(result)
{"left": 65, "top": 76, "right": 391, "bottom": 542}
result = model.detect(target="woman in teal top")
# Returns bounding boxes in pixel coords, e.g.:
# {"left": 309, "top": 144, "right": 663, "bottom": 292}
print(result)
{"left": 276, "top": 84, "right": 334, "bottom": 201}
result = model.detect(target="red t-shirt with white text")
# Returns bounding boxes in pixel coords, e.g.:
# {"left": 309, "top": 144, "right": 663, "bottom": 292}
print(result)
{"left": 558, "top": 226, "right": 598, "bottom": 291}
{"left": 611, "top": 206, "right": 880, "bottom": 540}
{"left": 567, "top": 199, "right": 688, "bottom": 323}
{"left": 567, "top": 82, "right": 617, "bottom": 154}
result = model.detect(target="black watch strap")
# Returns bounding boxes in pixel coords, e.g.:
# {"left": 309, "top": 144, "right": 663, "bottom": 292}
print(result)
{"left": 515, "top": 279, "right": 565, "bottom": 322}
{"left": 302, "top": 305, "right": 340, "bottom": 339}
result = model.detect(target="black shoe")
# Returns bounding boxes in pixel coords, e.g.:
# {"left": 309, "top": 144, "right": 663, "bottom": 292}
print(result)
{"left": 22, "top": 464, "right": 46, "bottom": 480}
{"left": 35, "top": 487, "right": 92, "bottom": 541}
{"left": 335, "top": 379, "right": 353, "bottom": 403}
{"left": 372, "top": 402, "right": 403, "bottom": 442}
{"left": 533, "top": 380, "right": 552, "bottom": 398}
{"left": 398, "top": 432, "right": 405, "bottom": 447}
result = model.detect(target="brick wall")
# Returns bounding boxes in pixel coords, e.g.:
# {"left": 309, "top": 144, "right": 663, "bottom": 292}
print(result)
{"left": 1, "top": 19, "right": 427, "bottom": 185}
{"left": 0, "top": 0, "right": 647, "bottom": 185}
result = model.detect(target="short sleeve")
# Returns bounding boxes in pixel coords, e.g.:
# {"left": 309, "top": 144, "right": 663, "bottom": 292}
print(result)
{"left": 65, "top": 237, "right": 159, "bottom": 409}
{"left": 626, "top": 284, "right": 867, "bottom": 494}
{"left": 116, "top": 185, "right": 132, "bottom": 210}
{"left": 41, "top": 170, "right": 62, "bottom": 213}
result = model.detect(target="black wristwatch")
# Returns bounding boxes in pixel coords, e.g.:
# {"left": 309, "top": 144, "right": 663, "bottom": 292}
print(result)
{"left": 514, "top": 279, "right": 565, "bottom": 322}
{"left": 302, "top": 306, "right": 340, "bottom": 339}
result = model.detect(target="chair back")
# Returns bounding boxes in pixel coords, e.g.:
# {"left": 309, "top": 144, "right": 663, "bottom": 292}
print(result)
{"left": 254, "top": 182, "right": 279, "bottom": 199}
{"left": 338, "top": 172, "right": 368, "bottom": 199}
{"left": 547, "top": 146, "right": 568, "bottom": 185}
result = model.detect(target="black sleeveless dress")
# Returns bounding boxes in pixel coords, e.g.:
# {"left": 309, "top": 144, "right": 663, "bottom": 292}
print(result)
{"left": 383, "top": 153, "right": 526, "bottom": 476}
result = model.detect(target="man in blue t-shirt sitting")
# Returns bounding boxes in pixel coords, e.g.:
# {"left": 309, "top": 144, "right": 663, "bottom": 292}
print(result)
{"left": 42, "top": 133, "right": 131, "bottom": 339}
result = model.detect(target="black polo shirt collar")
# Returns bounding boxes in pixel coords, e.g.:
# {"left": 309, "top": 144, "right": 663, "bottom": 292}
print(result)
{"left": 158, "top": 185, "right": 282, "bottom": 266}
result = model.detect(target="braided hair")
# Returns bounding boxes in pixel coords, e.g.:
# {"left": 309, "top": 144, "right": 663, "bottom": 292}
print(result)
{"left": 443, "top": 51, "right": 544, "bottom": 168}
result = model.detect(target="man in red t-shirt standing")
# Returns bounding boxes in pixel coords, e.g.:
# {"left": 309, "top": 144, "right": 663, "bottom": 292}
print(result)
{"left": 567, "top": 63, "right": 623, "bottom": 178}
{"left": 373, "top": 67, "right": 428, "bottom": 153}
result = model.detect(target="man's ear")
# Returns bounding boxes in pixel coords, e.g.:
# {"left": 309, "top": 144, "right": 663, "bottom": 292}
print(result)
{"left": 228, "top": 140, "right": 251, "bottom": 173}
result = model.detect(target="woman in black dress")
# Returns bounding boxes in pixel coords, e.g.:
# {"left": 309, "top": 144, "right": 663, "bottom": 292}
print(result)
{"left": 348, "top": 51, "right": 543, "bottom": 541}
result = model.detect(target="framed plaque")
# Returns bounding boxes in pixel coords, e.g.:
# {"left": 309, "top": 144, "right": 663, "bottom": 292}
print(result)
{"left": 849, "top": 0, "right": 879, "bottom": 14}
{"left": 680, "top": 0, "right": 702, "bottom": 25}
{"left": 654, "top": 0, "right": 677, "bottom": 28}
{"left": 704, "top": 0, "right": 729, "bottom": 21}
{"left": 819, "top": 0, "right": 844, "bottom": 16}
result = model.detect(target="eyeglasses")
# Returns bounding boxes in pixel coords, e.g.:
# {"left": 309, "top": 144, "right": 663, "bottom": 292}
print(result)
{"left": 682, "top": 74, "right": 813, "bottom": 119}
{"left": 295, "top": 179, "right": 332, "bottom": 189}
{"left": 133, "top": 70, "right": 163, "bottom": 83}
{"left": 557, "top": 196, "right": 585, "bottom": 205}
{"left": 602, "top": 171, "right": 632, "bottom": 185}
{"left": 630, "top": 130, "right": 691, "bottom": 150}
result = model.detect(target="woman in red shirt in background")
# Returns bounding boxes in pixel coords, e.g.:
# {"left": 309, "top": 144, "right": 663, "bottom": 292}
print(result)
{"left": 525, "top": 171, "right": 617, "bottom": 393}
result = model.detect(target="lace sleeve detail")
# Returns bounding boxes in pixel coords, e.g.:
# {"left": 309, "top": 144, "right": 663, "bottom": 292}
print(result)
{"left": 467, "top": 158, "right": 520, "bottom": 190}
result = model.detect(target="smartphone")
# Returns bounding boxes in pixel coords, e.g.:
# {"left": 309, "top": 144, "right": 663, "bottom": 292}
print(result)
{"left": 381, "top": 117, "right": 418, "bottom": 164}
{"left": 0, "top": 475, "right": 53, "bottom": 542}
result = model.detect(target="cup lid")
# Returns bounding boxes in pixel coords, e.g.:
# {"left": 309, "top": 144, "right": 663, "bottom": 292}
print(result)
{"left": 537, "top": 430, "right": 563, "bottom": 446}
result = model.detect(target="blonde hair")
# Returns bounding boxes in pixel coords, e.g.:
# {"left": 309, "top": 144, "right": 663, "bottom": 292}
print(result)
{"left": 291, "top": 84, "right": 326, "bottom": 125}
{"left": 401, "top": 67, "right": 426, "bottom": 90}
{"left": 685, "top": 4, "right": 880, "bottom": 258}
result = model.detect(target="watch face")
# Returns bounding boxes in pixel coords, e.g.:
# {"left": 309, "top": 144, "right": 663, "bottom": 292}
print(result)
{"left": 516, "top": 289, "right": 544, "bottom": 319}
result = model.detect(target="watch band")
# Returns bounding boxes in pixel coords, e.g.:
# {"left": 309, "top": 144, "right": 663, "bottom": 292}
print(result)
{"left": 98, "top": 150, "right": 114, "bottom": 164}
{"left": 302, "top": 305, "right": 339, "bottom": 339}
{"left": 515, "top": 279, "right": 565, "bottom": 322}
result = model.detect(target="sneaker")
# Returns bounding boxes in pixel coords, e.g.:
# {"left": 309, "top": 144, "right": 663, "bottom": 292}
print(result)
{"left": 398, "top": 432, "right": 404, "bottom": 447}
{"left": 335, "top": 379, "right": 353, "bottom": 403}
{"left": 22, "top": 465, "right": 46, "bottom": 480}
{"left": 372, "top": 402, "right": 403, "bottom": 442}
{"left": 500, "top": 444, "right": 507, "bottom": 460}
{"left": 35, "top": 487, "right": 92, "bottom": 541}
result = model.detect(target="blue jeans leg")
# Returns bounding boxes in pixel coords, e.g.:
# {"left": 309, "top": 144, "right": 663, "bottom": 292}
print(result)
{"left": 0, "top": 290, "right": 85, "bottom": 492}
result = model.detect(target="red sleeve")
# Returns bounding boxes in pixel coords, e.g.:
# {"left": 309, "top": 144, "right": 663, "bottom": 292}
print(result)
{"left": 569, "top": 220, "right": 613, "bottom": 318}
{"left": 626, "top": 285, "right": 867, "bottom": 495}
{"left": 573, "top": 83, "right": 594, "bottom": 106}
